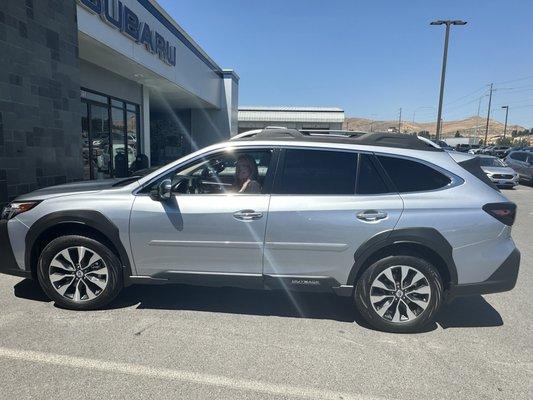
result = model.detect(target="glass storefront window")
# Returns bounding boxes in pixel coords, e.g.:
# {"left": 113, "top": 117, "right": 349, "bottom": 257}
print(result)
{"left": 126, "top": 110, "right": 138, "bottom": 171}
{"left": 81, "top": 90, "right": 107, "bottom": 104}
{"left": 80, "top": 89, "right": 140, "bottom": 180}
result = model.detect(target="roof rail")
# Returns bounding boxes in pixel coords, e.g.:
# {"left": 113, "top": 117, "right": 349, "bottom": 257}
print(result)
{"left": 230, "top": 128, "right": 441, "bottom": 151}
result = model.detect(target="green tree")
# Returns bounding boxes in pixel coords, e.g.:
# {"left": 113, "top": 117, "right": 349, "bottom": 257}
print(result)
{"left": 454, "top": 131, "right": 462, "bottom": 138}
{"left": 496, "top": 137, "right": 513, "bottom": 146}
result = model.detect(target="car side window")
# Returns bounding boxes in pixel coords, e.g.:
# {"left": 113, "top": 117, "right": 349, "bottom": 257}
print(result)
{"left": 145, "top": 149, "right": 273, "bottom": 195}
{"left": 274, "top": 149, "right": 357, "bottom": 195}
{"left": 377, "top": 155, "right": 451, "bottom": 193}
{"left": 512, "top": 152, "right": 526, "bottom": 161}
{"left": 356, "top": 154, "right": 389, "bottom": 195}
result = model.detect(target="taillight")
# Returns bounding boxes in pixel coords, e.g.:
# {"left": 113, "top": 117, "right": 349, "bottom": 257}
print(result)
{"left": 483, "top": 202, "right": 517, "bottom": 226}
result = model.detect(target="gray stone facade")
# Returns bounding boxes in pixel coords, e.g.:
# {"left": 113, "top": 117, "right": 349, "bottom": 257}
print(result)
{"left": 0, "top": 0, "right": 82, "bottom": 206}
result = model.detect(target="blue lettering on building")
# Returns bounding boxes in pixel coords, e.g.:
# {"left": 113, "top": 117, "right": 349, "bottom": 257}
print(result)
{"left": 78, "top": 0, "right": 176, "bottom": 67}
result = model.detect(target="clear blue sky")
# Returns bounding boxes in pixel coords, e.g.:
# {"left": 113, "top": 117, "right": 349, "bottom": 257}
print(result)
{"left": 159, "top": 0, "right": 533, "bottom": 127}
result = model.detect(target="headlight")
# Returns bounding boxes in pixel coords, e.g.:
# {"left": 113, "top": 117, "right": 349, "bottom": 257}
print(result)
{"left": 1, "top": 201, "right": 40, "bottom": 220}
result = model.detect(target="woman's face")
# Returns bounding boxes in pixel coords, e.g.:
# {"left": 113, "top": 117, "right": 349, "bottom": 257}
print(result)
{"left": 236, "top": 160, "right": 251, "bottom": 182}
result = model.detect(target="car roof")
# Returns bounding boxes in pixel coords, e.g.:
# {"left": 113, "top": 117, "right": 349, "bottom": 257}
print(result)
{"left": 230, "top": 128, "right": 443, "bottom": 152}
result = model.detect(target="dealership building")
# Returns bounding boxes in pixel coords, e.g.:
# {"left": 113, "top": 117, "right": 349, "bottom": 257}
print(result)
{"left": 238, "top": 106, "right": 345, "bottom": 133}
{"left": 0, "top": 0, "right": 238, "bottom": 204}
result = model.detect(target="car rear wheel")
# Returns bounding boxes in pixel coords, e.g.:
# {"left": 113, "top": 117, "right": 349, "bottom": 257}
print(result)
{"left": 355, "top": 255, "right": 443, "bottom": 333}
{"left": 37, "top": 235, "right": 123, "bottom": 310}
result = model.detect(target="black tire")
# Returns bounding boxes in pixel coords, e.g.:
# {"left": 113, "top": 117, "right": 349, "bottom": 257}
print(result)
{"left": 354, "top": 255, "right": 443, "bottom": 333}
{"left": 37, "top": 235, "right": 123, "bottom": 310}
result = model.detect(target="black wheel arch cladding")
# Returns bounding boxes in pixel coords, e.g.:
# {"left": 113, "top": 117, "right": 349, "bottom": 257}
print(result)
{"left": 25, "top": 210, "right": 132, "bottom": 277}
{"left": 348, "top": 227, "right": 458, "bottom": 287}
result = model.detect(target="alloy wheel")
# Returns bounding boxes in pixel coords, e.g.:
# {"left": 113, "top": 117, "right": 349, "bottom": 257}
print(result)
{"left": 48, "top": 246, "right": 109, "bottom": 302}
{"left": 369, "top": 265, "right": 431, "bottom": 323}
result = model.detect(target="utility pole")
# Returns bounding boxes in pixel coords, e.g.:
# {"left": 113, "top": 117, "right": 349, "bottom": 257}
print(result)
{"left": 475, "top": 95, "right": 483, "bottom": 138}
{"left": 431, "top": 20, "right": 467, "bottom": 140}
{"left": 484, "top": 83, "right": 493, "bottom": 146}
{"left": 501, "top": 105, "right": 509, "bottom": 139}
{"left": 398, "top": 108, "right": 402, "bottom": 133}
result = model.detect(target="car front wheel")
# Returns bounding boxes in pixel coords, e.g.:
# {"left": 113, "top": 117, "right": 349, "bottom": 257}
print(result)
{"left": 354, "top": 255, "right": 443, "bottom": 333}
{"left": 37, "top": 235, "right": 123, "bottom": 310}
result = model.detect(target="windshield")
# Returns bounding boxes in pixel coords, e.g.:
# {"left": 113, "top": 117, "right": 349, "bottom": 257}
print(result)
{"left": 479, "top": 157, "right": 505, "bottom": 167}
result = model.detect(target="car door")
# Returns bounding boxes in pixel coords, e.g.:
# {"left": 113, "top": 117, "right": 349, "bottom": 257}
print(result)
{"left": 263, "top": 148, "right": 403, "bottom": 287}
{"left": 129, "top": 147, "right": 277, "bottom": 279}
{"left": 525, "top": 154, "right": 533, "bottom": 180}
{"left": 509, "top": 152, "right": 526, "bottom": 177}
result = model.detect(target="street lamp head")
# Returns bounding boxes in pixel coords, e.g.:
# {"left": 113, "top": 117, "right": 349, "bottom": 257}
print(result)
{"left": 430, "top": 20, "right": 467, "bottom": 26}
{"left": 501, "top": 105, "right": 509, "bottom": 109}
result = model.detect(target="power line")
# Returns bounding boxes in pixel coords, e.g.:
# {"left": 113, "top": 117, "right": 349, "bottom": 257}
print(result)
{"left": 493, "top": 75, "right": 533, "bottom": 85}
{"left": 443, "top": 85, "right": 486, "bottom": 106}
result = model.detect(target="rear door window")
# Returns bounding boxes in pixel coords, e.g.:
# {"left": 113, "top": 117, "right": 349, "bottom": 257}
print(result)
{"left": 511, "top": 152, "right": 527, "bottom": 161}
{"left": 377, "top": 155, "right": 451, "bottom": 192}
{"left": 274, "top": 149, "right": 357, "bottom": 195}
{"left": 356, "top": 154, "right": 389, "bottom": 195}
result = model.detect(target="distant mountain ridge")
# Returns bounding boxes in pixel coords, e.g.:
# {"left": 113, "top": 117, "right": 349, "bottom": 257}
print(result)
{"left": 344, "top": 116, "right": 526, "bottom": 138}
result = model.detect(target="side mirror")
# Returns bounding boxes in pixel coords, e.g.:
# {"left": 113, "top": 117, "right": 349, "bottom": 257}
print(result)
{"left": 150, "top": 179, "right": 172, "bottom": 201}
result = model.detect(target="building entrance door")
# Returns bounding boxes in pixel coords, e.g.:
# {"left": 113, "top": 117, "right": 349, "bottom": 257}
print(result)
{"left": 80, "top": 89, "right": 140, "bottom": 180}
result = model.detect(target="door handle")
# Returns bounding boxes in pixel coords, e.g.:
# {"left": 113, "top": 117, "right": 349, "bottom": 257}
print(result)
{"left": 233, "top": 209, "right": 263, "bottom": 221}
{"left": 357, "top": 210, "right": 388, "bottom": 222}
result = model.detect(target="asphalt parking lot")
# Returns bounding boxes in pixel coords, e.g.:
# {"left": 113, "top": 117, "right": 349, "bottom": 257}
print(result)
{"left": 0, "top": 186, "right": 531, "bottom": 400}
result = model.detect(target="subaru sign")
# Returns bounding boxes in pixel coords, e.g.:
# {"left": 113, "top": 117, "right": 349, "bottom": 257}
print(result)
{"left": 77, "top": 0, "right": 176, "bottom": 66}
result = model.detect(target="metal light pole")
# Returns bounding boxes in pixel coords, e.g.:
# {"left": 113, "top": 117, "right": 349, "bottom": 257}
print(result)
{"left": 431, "top": 20, "right": 467, "bottom": 140}
{"left": 501, "top": 105, "right": 509, "bottom": 139}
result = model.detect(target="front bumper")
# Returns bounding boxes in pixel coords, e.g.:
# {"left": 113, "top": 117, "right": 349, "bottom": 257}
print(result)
{"left": 448, "top": 248, "right": 520, "bottom": 299}
{"left": 488, "top": 177, "right": 519, "bottom": 187}
{"left": 0, "top": 220, "right": 31, "bottom": 278}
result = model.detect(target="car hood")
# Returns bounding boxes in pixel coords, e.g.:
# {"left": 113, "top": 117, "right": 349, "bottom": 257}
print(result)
{"left": 481, "top": 166, "right": 517, "bottom": 175}
{"left": 14, "top": 179, "right": 126, "bottom": 201}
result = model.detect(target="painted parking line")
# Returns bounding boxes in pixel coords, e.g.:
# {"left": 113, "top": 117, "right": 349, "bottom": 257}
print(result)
{"left": 0, "top": 346, "right": 386, "bottom": 400}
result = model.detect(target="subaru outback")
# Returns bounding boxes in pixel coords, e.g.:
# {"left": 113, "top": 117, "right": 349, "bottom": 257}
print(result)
{"left": 0, "top": 130, "right": 520, "bottom": 333}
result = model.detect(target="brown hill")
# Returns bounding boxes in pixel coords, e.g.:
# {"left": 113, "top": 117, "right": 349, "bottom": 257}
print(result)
{"left": 344, "top": 116, "right": 525, "bottom": 138}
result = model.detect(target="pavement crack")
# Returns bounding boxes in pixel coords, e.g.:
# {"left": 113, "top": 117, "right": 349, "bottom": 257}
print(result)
{"left": 134, "top": 322, "right": 156, "bottom": 336}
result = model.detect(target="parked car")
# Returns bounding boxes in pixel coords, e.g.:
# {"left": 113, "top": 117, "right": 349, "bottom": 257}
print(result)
{"left": 477, "top": 155, "right": 519, "bottom": 188}
{"left": 455, "top": 143, "right": 474, "bottom": 152}
{"left": 0, "top": 130, "right": 520, "bottom": 333}
{"left": 468, "top": 147, "right": 483, "bottom": 155}
{"left": 480, "top": 146, "right": 494, "bottom": 155}
{"left": 505, "top": 151, "right": 533, "bottom": 185}
{"left": 491, "top": 146, "right": 510, "bottom": 158}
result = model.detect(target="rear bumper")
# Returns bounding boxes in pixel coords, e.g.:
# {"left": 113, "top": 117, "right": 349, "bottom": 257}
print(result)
{"left": 448, "top": 248, "right": 520, "bottom": 299}
{"left": 0, "top": 220, "right": 31, "bottom": 278}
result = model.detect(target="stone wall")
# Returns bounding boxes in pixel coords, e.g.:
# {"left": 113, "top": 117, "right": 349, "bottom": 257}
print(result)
{"left": 0, "top": 0, "right": 82, "bottom": 206}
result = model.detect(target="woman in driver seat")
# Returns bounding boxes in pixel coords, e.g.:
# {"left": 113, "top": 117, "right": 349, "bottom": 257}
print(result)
{"left": 234, "top": 154, "right": 261, "bottom": 193}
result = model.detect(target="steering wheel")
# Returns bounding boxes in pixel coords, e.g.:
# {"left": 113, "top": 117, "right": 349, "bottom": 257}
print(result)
{"left": 172, "top": 176, "right": 205, "bottom": 194}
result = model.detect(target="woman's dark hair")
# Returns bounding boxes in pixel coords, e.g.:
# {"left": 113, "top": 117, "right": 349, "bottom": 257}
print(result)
{"left": 235, "top": 154, "right": 259, "bottom": 183}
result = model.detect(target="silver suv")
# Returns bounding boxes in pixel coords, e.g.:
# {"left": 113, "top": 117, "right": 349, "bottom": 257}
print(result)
{"left": 0, "top": 130, "right": 520, "bottom": 333}
{"left": 505, "top": 151, "right": 533, "bottom": 185}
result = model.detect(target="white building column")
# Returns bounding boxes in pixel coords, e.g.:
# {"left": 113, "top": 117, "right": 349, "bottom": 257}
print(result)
{"left": 222, "top": 69, "right": 239, "bottom": 136}
{"left": 141, "top": 84, "right": 151, "bottom": 165}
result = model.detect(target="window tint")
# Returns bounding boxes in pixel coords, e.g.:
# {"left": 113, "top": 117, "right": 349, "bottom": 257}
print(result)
{"left": 378, "top": 156, "right": 451, "bottom": 192}
{"left": 275, "top": 149, "right": 357, "bottom": 195}
{"left": 511, "top": 152, "right": 526, "bottom": 161}
{"left": 356, "top": 154, "right": 389, "bottom": 194}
